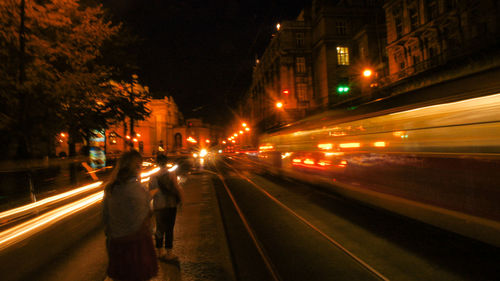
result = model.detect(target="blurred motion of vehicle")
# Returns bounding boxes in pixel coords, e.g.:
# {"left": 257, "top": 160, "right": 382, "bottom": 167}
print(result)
{"left": 257, "top": 92, "right": 500, "bottom": 247}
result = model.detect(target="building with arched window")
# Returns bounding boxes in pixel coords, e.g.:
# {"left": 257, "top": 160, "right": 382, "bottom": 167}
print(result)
{"left": 106, "top": 96, "right": 182, "bottom": 157}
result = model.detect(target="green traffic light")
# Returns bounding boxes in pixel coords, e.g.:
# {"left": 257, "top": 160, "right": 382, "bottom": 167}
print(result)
{"left": 337, "top": 85, "right": 350, "bottom": 94}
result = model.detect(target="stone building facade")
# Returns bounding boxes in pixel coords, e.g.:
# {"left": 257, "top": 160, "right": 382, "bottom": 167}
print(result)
{"left": 244, "top": 10, "right": 314, "bottom": 132}
{"left": 106, "top": 96, "right": 181, "bottom": 156}
{"left": 384, "top": 0, "right": 500, "bottom": 84}
{"left": 171, "top": 118, "right": 223, "bottom": 153}
{"left": 242, "top": 0, "right": 386, "bottom": 133}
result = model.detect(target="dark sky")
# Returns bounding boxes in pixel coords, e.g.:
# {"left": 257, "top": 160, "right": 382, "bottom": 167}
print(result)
{"left": 102, "top": 0, "right": 308, "bottom": 126}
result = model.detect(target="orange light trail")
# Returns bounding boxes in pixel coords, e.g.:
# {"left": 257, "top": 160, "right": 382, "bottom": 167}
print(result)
{"left": 259, "top": 145, "right": 274, "bottom": 151}
{"left": 318, "top": 143, "right": 333, "bottom": 150}
{"left": 0, "top": 181, "right": 103, "bottom": 223}
{"left": 0, "top": 192, "right": 103, "bottom": 251}
{"left": 339, "top": 142, "right": 361, "bottom": 148}
{"left": 0, "top": 167, "right": 161, "bottom": 251}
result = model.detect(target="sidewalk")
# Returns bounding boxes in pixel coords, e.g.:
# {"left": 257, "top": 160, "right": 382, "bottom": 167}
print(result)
{"left": 35, "top": 172, "right": 236, "bottom": 281}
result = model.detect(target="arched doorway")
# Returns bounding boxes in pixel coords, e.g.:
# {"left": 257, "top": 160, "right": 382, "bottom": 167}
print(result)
{"left": 174, "top": 133, "right": 183, "bottom": 150}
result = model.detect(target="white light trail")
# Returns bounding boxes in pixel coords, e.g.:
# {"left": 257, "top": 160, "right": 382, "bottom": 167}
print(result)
{"left": 0, "top": 167, "right": 161, "bottom": 251}
{"left": 0, "top": 192, "right": 103, "bottom": 251}
{"left": 0, "top": 181, "right": 103, "bottom": 223}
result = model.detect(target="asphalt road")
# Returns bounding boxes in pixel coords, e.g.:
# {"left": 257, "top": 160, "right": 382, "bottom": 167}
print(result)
{"left": 211, "top": 156, "right": 500, "bottom": 281}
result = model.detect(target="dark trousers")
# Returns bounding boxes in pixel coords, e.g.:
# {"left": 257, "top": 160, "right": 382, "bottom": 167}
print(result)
{"left": 154, "top": 207, "right": 177, "bottom": 249}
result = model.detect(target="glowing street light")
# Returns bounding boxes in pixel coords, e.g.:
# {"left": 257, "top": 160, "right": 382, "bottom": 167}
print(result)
{"left": 242, "top": 123, "right": 247, "bottom": 127}
{"left": 245, "top": 127, "right": 250, "bottom": 132}
{"left": 239, "top": 130, "right": 243, "bottom": 134}
{"left": 363, "top": 69, "right": 373, "bottom": 78}
{"left": 276, "top": 101, "right": 283, "bottom": 109}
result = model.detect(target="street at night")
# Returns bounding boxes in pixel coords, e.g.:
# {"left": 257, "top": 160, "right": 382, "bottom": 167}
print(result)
{"left": 2, "top": 0, "right": 500, "bottom": 280}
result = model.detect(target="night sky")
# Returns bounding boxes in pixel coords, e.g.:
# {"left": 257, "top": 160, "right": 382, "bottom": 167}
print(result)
{"left": 101, "top": 0, "right": 308, "bottom": 126}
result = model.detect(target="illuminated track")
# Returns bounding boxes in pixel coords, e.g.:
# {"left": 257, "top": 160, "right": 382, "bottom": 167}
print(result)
{"left": 214, "top": 159, "right": 390, "bottom": 281}
{"left": 0, "top": 166, "right": 162, "bottom": 251}
{"left": 208, "top": 166, "right": 281, "bottom": 281}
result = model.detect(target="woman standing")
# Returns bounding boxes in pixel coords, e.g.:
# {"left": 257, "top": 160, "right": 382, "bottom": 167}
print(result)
{"left": 103, "top": 150, "right": 158, "bottom": 281}
{"left": 149, "top": 153, "right": 184, "bottom": 260}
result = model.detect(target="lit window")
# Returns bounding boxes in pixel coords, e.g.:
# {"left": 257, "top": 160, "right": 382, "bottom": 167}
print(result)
{"left": 296, "top": 57, "right": 306, "bottom": 73}
{"left": 336, "top": 47, "right": 349, "bottom": 65}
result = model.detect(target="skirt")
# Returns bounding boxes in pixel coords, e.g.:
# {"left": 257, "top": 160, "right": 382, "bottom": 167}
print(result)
{"left": 107, "top": 224, "right": 158, "bottom": 281}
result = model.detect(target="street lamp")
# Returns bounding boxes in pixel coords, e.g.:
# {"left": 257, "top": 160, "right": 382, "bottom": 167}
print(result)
{"left": 276, "top": 101, "right": 283, "bottom": 109}
{"left": 363, "top": 69, "right": 373, "bottom": 78}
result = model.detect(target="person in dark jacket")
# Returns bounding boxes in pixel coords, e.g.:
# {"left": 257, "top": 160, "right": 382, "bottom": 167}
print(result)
{"left": 103, "top": 150, "right": 158, "bottom": 280}
{"left": 149, "top": 153, "right": 184, "bottom": 260}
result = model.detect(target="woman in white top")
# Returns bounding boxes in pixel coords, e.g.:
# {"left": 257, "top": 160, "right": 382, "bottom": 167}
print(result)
{"left": 103, "top": 150, "right": 158, "bottom": 281}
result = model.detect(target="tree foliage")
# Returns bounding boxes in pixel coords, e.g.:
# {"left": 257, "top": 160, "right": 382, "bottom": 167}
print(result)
{"left": 0, "top": 0, "right": 149, "bottom": 159}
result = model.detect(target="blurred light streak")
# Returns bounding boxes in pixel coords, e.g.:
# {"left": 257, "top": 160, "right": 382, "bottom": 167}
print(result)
{"left": 141, "top": 177, "right": 150, "bottom": 183}
{"left": 0, "top": 192, "right": 103, "bottom": 251}
{"left": 281, "top": 152, "right": 291, "bottom": 159}
{"left": 318, "top": 143, "right": 333, "bottom": 150}
{"left": 259, "top": 145, "right": 274, "bottom": 151}
{"left": 168, "top": 164, "right": 178, "bottom": 172}
{"left": 318, "top": 160, "right": 332, "bottom": 166}
{"left": 292, "top": 158, "right": 302, "bottom": 163}
{"left": 303, "top": 159, "right": 315, "bottom": 165}
{"left": 0, "top": 167, "right": 161, "bottom": 251}
{"left": 324, "top": 152, "right": 344, "bottom": 156}
{"left": 0, "top": 181, "right": 103, "bottom": 223}
{"left": 373, "top": 141, "right": 387, "bottom": 147}
{"left": 140, "top": 167, "right": 161, "bottom": 178}
{"left": 339, "top": 142, "right": 361, "bottom": 148}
